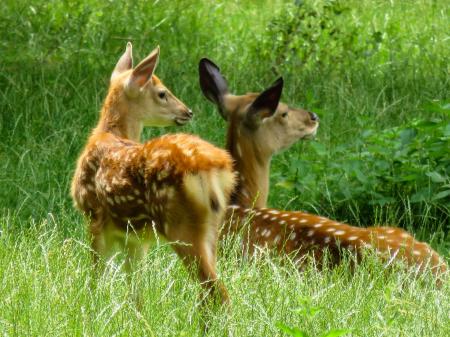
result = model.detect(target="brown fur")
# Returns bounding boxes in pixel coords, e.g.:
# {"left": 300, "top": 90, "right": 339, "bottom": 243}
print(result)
{"left": 71, "top": 44, "right": 235, "bottom": 306}
{"left": 198, "top": 60, "right": 447, "bottom": 281}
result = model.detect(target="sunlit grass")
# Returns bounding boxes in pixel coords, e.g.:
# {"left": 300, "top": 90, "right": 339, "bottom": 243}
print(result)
{"left": 0, "top": 214, "right": 448, "bottom": 336}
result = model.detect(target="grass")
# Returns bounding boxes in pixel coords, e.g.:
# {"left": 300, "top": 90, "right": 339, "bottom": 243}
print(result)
{"left": 1, "top": 215, "right": 449, "bottom": 336}
{"left": 0, "top": 0, "right": 449, "bottom": 335}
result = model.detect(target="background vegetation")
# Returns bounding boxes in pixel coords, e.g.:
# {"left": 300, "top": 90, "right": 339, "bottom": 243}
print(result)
{"left": 0, "top": 0, "right": 449, "bottom": 336}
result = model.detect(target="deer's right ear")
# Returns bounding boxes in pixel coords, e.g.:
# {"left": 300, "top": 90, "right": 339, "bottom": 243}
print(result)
{"left": 111, "top": 42, "right": 133, "bottom": 82}
{"left": 199, "top": 58, "right": 230, "bottom": 120}
{"left": 245, "top": 77, "right": 283, "bottom": 128}
{"left": 125, "top": 46, "right": 160, "bottom": 97}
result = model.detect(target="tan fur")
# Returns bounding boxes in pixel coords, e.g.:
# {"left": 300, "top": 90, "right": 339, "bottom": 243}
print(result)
{"left": 199, "top": 63, "right": 446, "bottom": 281}
{"left": 223, "top": 94, "right": 318, "bottom": 208}
{"left": 71, "top": 44, "right": 235, "bottom": 306}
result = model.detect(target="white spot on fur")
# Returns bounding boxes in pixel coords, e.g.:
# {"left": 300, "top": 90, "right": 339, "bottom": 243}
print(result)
{"left": 127, "top": 195, "right": 134, "bottom": 201}
{"left": 334, "top": 230, "right": 346, "bottom": 236}
{"left": 347, "top": 236, "right": 358, "bottom": 241}
{"left": 270, "top": 217, "right": 277, "bottom": 221}
{"left": 268, "top": 210, "right": 280, "bottom": 215}
{"left": 326, "top": 227, "right": 336, "bottom": 232}
{"left": 281, "top": 214, "right": 289, "bottom": 218}
{"left": 263, "top": 214, "right": 270, "bottom": 219}
{"left": 279, "top": 220, "right": 286, "bottom": 225}
{"left": 401, "top": 233, "right": 410, "bottom": 239}
{"left": 114, "top": 196, "right": 121, "bottom": 204}
{"left": 300, "top": 219, "right": 308, "bottom": 223}
{"left": 255, "top": 212, "right": 262, "bottom": 216}
{"left": 107, "top": 197, "right": 114, "bottom": 205}
{"left": 274, "top": 235, "right": 281, "bottom": 244}
{"left": 307, "top": 230, "right": 314, "bottom": 237}
{"left": 323, "top": 237, "right": 331, "bottom": 243}
{"left": 386, "top": 229, "right": 395, "bottom": 234}
{"left": 289, "top": 232, "right": 296, "bottom": 240}
{"left": 313, "top": 223, "right": 322, "bottom": 228}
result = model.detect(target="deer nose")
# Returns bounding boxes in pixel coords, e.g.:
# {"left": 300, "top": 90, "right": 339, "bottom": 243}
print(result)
{"left": 309, "top": 111, "right": 319, "bottom": 121}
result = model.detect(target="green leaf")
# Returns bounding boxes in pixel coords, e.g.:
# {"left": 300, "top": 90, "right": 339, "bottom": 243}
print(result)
{"left": 276, "top": 180, "right": 295, "bottom": 190}
{"left": 294, "top": 306, "right": 322, "bottom": 317}
{"left": 426, "top": 171, "right": 445, "bottom": 183}
{"left": 310, "top": 141, "right": 328, "bottom": 156}
{"left": 410, "top": 188, "right": 431, "bottom": 203}
{"left": 320, "top": 329, "right": 352, "bottom": 337}
{"left": 432, "top": 190, "right": 450, "bottom": 201}
{"left": 276, "top": 322, "right": 309, "bottom": 337}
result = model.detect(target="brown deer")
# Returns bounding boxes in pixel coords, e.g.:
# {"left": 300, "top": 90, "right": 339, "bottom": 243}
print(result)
{"left": 71, "top": 44, "right": 236, "bottom": 305}
{"left": 199, "top": 58, "right": 447, "bottom": 279}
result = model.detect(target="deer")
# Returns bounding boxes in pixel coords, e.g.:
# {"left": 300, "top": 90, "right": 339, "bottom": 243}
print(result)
{"left": 70, "top": 43, "right": 236, "bottom": 307}
{"left": 198, "top": 58, "right": 447, "bottom": 280}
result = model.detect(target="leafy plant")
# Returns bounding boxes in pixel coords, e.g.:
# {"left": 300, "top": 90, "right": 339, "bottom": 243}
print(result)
{"left": 256, "top": 0, "right": 379, "bottom": 74}
{"left": 276, "top": 297, "right": 351, "bottom": 337}
{"left": 276, "top": 101, "right": 450, "bottom": 227}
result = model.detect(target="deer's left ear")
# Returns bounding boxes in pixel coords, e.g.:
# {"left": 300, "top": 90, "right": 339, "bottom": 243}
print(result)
{"left": 125, "top": 46, "right": 160, "bottom": 97}
{"left": 245, "top": 77, "right": 283, "bottom": 128}
{"left": 111, "top": 42, "right": 133, "bottom": 82}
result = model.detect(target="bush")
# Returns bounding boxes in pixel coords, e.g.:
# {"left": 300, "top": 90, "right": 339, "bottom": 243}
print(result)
{"left": 275, "top": 100, "right": 450, "bottom": 227}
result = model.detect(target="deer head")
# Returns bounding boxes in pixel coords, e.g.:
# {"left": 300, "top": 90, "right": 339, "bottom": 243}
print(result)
{"left": 98, "top": 43, "right": 193, "bottom": 141}
{"left": 199, "top": 58, "right": 319, "bottom": 207}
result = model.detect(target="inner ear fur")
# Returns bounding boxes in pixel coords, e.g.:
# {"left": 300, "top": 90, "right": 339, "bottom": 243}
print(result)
{"left": 111, "top": 42, "right": 133, "bottom": 82}
{"left": 245, "top": 77, "right": 284, "bottom": 128}
{"left": 125, "top": 46, "right": 160, "bottom": 97}
{"left": 199, "top": 58, "right": 230, "bottom": 119}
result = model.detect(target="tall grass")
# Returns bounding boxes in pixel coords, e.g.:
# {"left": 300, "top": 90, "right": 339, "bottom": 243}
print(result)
{"left": 1, "top": 215, "right": 449, "bottom": 336}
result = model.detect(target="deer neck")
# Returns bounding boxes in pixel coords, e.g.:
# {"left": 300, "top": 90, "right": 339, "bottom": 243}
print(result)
{"left": 94, "top": 84, "right": 143, "bottom": 142}
{"left": 227, "top": 122, "right": 271, "bottom": 209}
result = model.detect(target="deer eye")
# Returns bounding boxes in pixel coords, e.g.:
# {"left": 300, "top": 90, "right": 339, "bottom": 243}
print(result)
{"left": 158, "top": 91, "right": 166, "bottom": 100}
{"left": 281, "top": 111, "right": 288, "bottom": 118}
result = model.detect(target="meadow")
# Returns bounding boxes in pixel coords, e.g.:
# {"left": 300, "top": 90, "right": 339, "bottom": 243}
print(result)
{"left": 0, "top": 0, "right": 449, "bottom": 336}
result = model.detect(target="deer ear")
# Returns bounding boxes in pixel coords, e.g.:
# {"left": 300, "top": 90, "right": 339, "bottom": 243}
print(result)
{"left": 199, "top": 58, "right": 230, "bottom": 120}
{"left": 125, "top": 46, "right": 160, "bottom": 97}
{"left": 111, "top": 42, "right": 133, "bottom": 82}
{"left": 245, "top": 77, "right": 283, "bottom": 128}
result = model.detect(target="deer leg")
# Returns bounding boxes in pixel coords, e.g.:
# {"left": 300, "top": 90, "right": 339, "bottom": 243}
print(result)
{"left": 168, "top": 224, "right": 229, "bottom": 306}
{"left": 123, "top": 237, "right": 149, "bottom": 310}
{"left": 88, "top": 216, "right": 107, "bottom": 272}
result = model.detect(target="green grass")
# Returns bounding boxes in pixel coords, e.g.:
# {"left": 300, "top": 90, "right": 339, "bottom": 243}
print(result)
{"left": 1, "top": 215, "right": 449, "bottom": 336}
{"left": 0, "top": 0, "right": 449, "bottom": 335}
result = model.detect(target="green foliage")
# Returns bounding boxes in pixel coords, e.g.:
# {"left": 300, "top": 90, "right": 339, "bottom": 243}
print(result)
{"left": 257, "top": 0, "right": 373, "bottom": 73}
{"left": 276, "top": 297, "right": 351, "bottom": 337}
{"left": 275, "top": 100, "right": 450, "bottom": 226}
